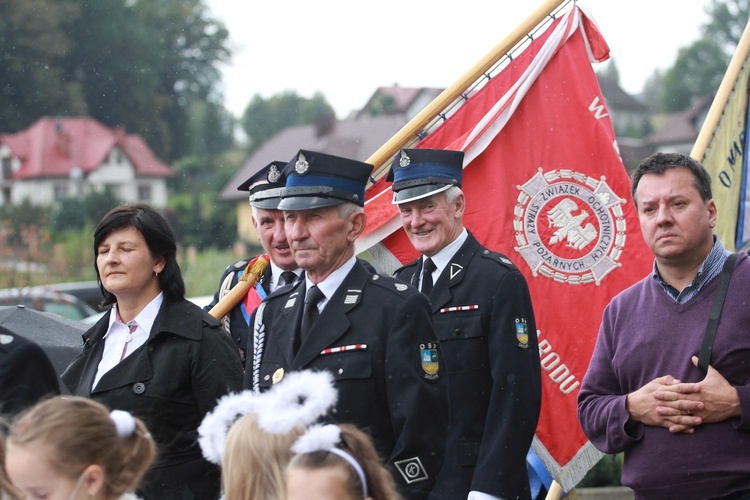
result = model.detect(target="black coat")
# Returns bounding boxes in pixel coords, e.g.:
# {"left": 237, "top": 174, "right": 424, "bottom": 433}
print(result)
{"left": 246, "top": 260, "right": 449, "bottom": 500}
{"left": 0, "top": 331, "right": 60, "bottom": 417}
{"left": 62, "top": 297, "right": 244, "bottom": 500}
{"left": 395, "top": 233, "right": 542, "bottom": 499}
{"left": 205, "top": 256, "right": 273, "bottom": 352}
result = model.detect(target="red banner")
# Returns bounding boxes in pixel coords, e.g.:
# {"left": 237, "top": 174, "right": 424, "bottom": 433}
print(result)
{"left": 361, "top": 7, "right": 652, "bottom": 488}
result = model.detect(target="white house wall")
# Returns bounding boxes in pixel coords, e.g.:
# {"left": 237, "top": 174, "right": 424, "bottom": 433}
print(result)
{"left": 12, "top": 179, "right": 57, "bottom": 205}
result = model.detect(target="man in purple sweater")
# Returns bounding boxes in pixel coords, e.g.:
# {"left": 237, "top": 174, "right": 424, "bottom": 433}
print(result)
{"left": 578, "top": 153, "right": 750, "bottom": 499}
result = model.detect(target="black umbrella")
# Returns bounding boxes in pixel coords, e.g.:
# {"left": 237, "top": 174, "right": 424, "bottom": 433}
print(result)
{"left": 0, "top": 305, "right": 88, "bottom": 392}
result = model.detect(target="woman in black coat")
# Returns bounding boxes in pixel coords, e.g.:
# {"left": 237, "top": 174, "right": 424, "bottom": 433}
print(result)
{"left": 62, "top": 204, "right": 244, "bottom": 500}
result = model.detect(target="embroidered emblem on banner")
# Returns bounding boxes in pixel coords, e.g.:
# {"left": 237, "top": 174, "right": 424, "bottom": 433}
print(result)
{"left": 419, "top": 342, "right": 439, "bottom": 381}
{"left": 514, "top": 168, "right": 626, "bottom": 285}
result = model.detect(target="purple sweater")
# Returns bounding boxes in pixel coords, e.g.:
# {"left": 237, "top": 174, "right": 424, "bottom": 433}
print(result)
{"left": 578, "top": 252, "right": 750, "bottom": 499}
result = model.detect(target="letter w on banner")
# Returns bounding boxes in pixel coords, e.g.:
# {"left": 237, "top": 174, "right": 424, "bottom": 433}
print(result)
{"left": 358, "top": 6, "right": 652, "bottom": 489}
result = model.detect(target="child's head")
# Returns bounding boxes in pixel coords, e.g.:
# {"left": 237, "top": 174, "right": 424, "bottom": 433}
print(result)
{"left": 5, "top": 396, "right": 155, "bottom": 500}
{"left": 0, "top": 435, "right": 22, "bottom": 500}
{"left": 221, "top": 413, "right": 303, "bottom": 500}
{"left": 199, "top": 370, "right": 338, "bottom": 500}
{"left": 287, "top": 424, "right": 400, "bottom": 500}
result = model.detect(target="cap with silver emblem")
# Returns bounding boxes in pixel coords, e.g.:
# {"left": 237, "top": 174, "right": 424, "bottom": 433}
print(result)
{"left": 387, "top": 148, "right": 464, "bottom": 205}
{"left": 237, "top": 160, "right": 287, "bottom": 209}
{"left": 278, "top": 150, "right": 374, "bottom": 210}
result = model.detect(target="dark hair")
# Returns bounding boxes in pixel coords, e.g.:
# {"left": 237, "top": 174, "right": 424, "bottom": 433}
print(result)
{"left": 632, "top": 153, "right": 712, "bottom": 205}
{"left": 94, "top": 203, "right": 185, "bottom": 305}
{"left": 287, "top": 424, "right": 400, "bottom": 500}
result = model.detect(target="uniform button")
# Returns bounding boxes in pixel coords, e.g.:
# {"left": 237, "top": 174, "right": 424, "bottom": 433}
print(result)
{"left": 454, "top": 328, "right": 461, "bottom": 336}
{"left": 338, "top": 368, "right": 344, "bottom": 375}
{"left": 132, "top": 382, "right": 146, "bottom": 394}
{"left": 264, "top": 375, "right": 270, "bottom": 381}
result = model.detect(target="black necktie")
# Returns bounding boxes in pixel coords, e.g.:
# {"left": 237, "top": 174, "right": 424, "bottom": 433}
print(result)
{"left": 297, "top": 285, "right": 324, "bottom": 353}
{"left": 421, "top": 258, "right": 436, "bottom": 295}
{"left": 280, "top": 271, "right": 297, "bottom": 287}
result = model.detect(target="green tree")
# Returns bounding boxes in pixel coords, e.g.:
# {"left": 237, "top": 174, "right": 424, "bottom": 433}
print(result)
{"left": 661, "top": 39, "right": 729, "bottom": 112}
{"left": 51, "top": 190, "right": 121, "bottom": 231}
{"left": 0, "top": 0, "right": 86, "bottom": 132}
{"left": 641, "top": 69, "right": 666, "bottom": 113}
{"left": 703, "top": 0, "right": 750, "bottom": 49}
{"left": 656, "top": 0, "right": 747, "bottom": 113}
{"left": 61, "top": 0, "right": 230, "bottom": 160}
{"left": 241, "top": 91, "right": 336, "bottom": 151}
{"left": 184, "top": 99, "right": 235, "bottom": 157}
{"left": 602, "top": 58, "right": 621, "bottom": 85}
{"left": 364, "top": 94, "right": 398, "bottom": 117}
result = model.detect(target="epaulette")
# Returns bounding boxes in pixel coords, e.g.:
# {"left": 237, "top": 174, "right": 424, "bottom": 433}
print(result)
{"left": 393, "top": 259, "right": 419, "bottom": 276}
{"left": 368, "top": 273, "right": 414, "bottom": 294}
{"left": 479, "top": 249, "right": 518, "bottom": 270}
{"left": 229, "top": 259, "right": 249, "bottom": 271}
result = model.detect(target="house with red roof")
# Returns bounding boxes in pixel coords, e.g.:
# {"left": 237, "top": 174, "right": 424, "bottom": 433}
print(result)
{"left": 0, "top": 117, "right": 173, "bottom": 208}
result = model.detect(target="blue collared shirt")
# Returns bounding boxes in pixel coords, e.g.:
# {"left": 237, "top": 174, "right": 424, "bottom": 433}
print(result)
{"left": 652, "top": 236, "right": 731, "bottom": 303}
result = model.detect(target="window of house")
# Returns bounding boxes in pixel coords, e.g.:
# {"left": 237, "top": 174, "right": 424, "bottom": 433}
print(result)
{"left": 1, "top": 157, "right": 11, "bottom": 180}
{"left": 138, "top": 184, "right": 152, "bottom": 201}
{"left": 53, "top": 183, "right": 68, "bottom": 200}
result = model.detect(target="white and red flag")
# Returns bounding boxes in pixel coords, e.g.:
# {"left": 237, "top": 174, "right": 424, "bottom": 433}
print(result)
{"left": 359, "top": 6, "right": 652, "bottom": 489}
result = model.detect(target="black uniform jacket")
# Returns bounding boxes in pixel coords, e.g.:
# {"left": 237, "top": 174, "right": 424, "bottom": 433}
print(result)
{"left": 395, "top": 232, "right": 542, "bottom": 500}
{"left": 205, "top": 256, "right": 272, "bottom": 351}
{"left": 62, "top": 297, "right": 244, "bottom": 500}
{"left": 0, "top": 332, "right": 60, "bottom": 416}
{"left": 246, "top": 260, "right": 449, "bottom": 500}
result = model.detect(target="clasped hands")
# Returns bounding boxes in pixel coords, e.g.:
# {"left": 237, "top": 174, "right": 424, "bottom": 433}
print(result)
{"left": 626, "top": 356, "right": 740, "bottom": 434}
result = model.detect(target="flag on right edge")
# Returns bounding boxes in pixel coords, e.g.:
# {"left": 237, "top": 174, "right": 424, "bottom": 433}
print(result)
{"left": 692, "top": 18, "right": 750, "bottom": 251}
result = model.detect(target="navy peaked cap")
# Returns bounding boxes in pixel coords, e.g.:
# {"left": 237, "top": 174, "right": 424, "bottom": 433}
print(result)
{"left": 387, "top": 148, "right": 464, "bottom": 204}
{"left": 237, "top": 161, "right": 287, "bottom": 209}
{"left": 278, "top": 150, "right": 374, "bottom": 210}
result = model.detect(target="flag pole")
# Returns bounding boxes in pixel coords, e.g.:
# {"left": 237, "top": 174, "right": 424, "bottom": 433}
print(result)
{"left": 365, "top": 0, "right": 569, "bottom": 177}
{"left": 691, "top": 18, "right": 750, "bottom": 160}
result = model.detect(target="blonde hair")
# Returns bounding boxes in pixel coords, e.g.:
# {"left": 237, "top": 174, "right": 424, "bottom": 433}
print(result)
{"left": 0, "top": 436, "right": 22, "bottom": 500}
{"left": 287, "top": 424, "right": 400, "bottom": 500}
{"left": 222, "top": 414, "right": 304, "bottom": 500}
{"left": 7, "top": 396, "right": 155, "bottom": 498}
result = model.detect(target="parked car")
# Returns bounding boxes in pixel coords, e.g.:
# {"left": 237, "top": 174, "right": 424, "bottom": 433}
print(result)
{"left": 0, "top": 289, "right": 98, "bottom": 321}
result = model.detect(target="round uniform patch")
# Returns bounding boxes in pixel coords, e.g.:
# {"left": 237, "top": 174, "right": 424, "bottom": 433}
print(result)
{"left": 272, "top": 368, "right": 285, "bottom": 384}
{"left": 514, "top": 168, "right": 627, "bottom": 285}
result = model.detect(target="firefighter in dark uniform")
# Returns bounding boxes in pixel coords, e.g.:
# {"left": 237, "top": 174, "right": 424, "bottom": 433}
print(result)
{"left": 388, "top": 149, "right": 542, "bottom": 500}
{"left": 244, "top": 150, "right": 448, "bottom": 499}
{"left": 205, "top": 161, "right": 301, "bottom": 359}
